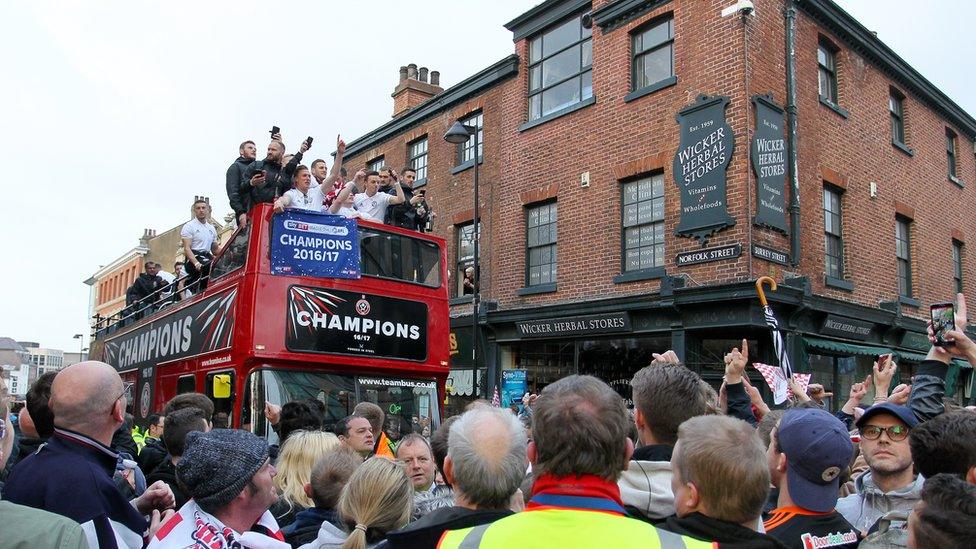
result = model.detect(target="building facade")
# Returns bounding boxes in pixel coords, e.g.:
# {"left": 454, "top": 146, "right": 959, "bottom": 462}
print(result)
{"left": 22, "top": 343, "right": 65, "bottom": 378}
{"left": 340, "top": 0, "right": 976, "bottom": 412}
{"left": 0, "top": 338, "right": 31, "bottom": 397}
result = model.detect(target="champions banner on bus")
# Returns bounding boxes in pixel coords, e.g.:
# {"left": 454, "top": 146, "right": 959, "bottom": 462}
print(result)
{"left": 271, "top": 209, "right": 361, "bottom": 279}
{"left": 102, "top": 288, "right": 237, "bottom": 372}
{"left": 286, "top": 285, "right": 428, "bottom": 361}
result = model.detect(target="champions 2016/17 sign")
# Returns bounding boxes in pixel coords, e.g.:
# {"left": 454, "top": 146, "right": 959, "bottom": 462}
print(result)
{"left": 287, "top": 286, "right": 428, "bottom": 361}
{"left": 271, "top": 209, "right": 361, "bottom": 279}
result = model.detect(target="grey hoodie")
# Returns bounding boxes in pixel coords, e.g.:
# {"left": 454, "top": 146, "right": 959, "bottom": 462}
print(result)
{"left": 298, "top": 521, "right": 348, "bottom": 549}
{"left": 835, "top": 471, "right": 923, "bottom": 548}
{"left": 617, "top": 459, "right": 676, "bottom": 522}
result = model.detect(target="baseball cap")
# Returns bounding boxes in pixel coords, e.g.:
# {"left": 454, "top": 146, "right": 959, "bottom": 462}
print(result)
{"left": 855, "top": 402, "right": 918, "bottom": 429}
{"left": 776, "top": 408, "right": 854, "bottom": 513}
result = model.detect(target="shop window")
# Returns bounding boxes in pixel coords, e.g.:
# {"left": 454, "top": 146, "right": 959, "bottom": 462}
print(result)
{"left": 578, "top": 337, "right": 671, "bottom": 407}
{"left": 808, "top": 353, "right": 876, "bottom": 411}
{"left": 506, "top": 342, "right": 575, "bottom": 393}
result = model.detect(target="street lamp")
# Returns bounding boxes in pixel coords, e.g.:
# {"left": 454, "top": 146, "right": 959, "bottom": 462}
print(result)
{"left": 444, "top": 121, "right": 482, "bottom": 396}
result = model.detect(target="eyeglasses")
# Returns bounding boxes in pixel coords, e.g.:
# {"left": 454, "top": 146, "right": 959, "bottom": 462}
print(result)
{"left": 110, "top": 382, "right": 134, "bottom": 413}
{"left": 860, "top": 424, "right": 910, "bottom": 442}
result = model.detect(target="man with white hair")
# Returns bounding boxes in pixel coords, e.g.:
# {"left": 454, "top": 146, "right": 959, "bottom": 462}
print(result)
{"left": 384, "top": 407, "right": 527, "bottom": 548}
{"left": 3, "top": 362, "right": 176, "bottom": 549}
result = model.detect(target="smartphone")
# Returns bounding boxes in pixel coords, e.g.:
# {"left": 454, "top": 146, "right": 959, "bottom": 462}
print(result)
{"left": 270, "top": 125, "right": 280, "bottom": 135}
{"left": 876, "top": 353, "right": 892, "bottom": 368}
{"left": 931, "top": 301, "right": 956, "bottom": 346}
{"left": 305, "top": 136, "right": 313, "bottom": 147}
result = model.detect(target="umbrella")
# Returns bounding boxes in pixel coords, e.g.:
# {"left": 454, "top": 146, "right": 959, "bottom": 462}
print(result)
{"left": 756, "top": 276, "right": 794, "bottom": 404}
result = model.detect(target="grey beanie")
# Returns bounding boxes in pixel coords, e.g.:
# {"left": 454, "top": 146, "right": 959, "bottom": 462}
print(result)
{"left": 177, "top": 429, "right": 269, "bottom": 510}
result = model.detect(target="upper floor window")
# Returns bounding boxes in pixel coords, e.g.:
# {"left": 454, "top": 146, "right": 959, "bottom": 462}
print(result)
{"left": 528, "top": 14, "right": 592, "bottom": 121}
{"left": 409, "top": 137, "right": 428, "bottom": 183}
{"left": 526, "top": 202, "right": 557, "bottom": 286}
{"left": 455, "top": 222, "right": 479, "bottom": 297}
{"left": 890, "top": 90, "right": 905, "bottom": 145}
{"left": 631, "top": 16, "right": 674, "bottom": 92}
{"left": 953, "top": 240, "right": 964, "bottom": 294}
{"left": 896, "top": 217, "right": 913, "bottom": 297}
{"left": 824, "top": 186, "right": 844, "bottom": 280}
{"left": 622, "top": 174, "right": 666, "bottom": 272}
{"left": 947, "top": 128, "right": 958, "bottom": 179}
{"left": 368, "top": 156, "right": 385, "bottom": 173}
{"left": 457, "top": 112, "right": 483, "bottom": 165}
{"left": 818, "top": 41, "right": 838, "bottom": 104}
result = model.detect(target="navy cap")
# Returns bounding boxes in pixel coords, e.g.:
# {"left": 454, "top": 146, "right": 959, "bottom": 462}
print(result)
{"left": 855, "top": 402, "right": 918, "bottom": 429}
{"left": 777, "top": 408, "right": 854, "bottom": 513}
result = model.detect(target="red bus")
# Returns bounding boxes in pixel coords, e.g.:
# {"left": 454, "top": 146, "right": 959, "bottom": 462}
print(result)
{"left": 90, "top": 203, "right": 450, "bottom": 442}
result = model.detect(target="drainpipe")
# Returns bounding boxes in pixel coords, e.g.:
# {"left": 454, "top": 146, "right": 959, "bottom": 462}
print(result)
{"left": 785, "top": 0, "right": 801, "bottom": 266}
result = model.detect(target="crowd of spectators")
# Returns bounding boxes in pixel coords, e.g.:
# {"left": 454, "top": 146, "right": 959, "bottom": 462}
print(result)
{"left": 5, "top": 295, "right": 976, "bottom": 548}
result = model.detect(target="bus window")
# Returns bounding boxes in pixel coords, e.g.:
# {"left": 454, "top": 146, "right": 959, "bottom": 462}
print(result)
{"left": 205, "top": 371, "right": 235, "bottom": 427}
{"left": 247, "top": 368, "right": 357, "bottom": 444}
{"left": 359, "top": 228, "right": 441, "bottom": 287}
{"left": 356, "top": 376, "right": 439, "bottom": 443}
{"left": 210, "top": 226, "right": 249, "bottom": 282}
{"left": 177, "top": 375, "right": 196, "bottom": 394}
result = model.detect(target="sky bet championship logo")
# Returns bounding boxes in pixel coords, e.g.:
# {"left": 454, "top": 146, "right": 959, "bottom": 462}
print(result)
{"left": 284, "top": 219, "right": 349, "bottom": 237}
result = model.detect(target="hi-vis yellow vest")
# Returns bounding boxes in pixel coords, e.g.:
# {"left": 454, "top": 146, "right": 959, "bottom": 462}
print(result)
{"left": 437, "top": 508, "right": 714, "bottom": 549}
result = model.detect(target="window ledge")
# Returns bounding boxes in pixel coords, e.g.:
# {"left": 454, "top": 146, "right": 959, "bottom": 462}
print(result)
{"left": 614, "top": 266, "right": 666, "bottom": 284}
{"left": 450, "top": 296, "right": 474, "bottom": 306}
{"left": 819, "top": 97, "right": 849, "bottom": 119}
{"left": 517, "top": 283, "right": 557, "bottom": 296}
{"left": 518, "top": 96, "right": 597, "bottom": 133}
{"left": 892, "top": 140, "right": 914, "bottom": 157}
{"left": 451, "top": 157, "right": 484, "bottom": 175}
{"left": 412, "top": 177, "right": 429, "bottom": 188}
{"left": 949, "top": 175, "right": 966, "bottom": 188}
{"left": 824, "top": 275, "right": 854, "bottom": 292}
{"left": 899, "top": 296, "right": 921, "bottom": 308}
{"left": 624, "top": 76, "right": 678, "bottom": 103}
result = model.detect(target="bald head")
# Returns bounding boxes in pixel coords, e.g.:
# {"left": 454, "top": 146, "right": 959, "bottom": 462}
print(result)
{"left": 51, "top": 362, "right": 124, "bottom": 437}
{"left": 447, "top": 407, "right": 527, "bottom": 509}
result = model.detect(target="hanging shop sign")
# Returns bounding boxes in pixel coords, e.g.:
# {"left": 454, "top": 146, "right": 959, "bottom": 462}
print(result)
{"left": 751, "top": 94, "right": 789, "bottom": 233}
{"left": 673, "top": 94, "right": 736, "bottom": 245}
{"left": 676, "top": 243, "right": 742, "bottom": 266}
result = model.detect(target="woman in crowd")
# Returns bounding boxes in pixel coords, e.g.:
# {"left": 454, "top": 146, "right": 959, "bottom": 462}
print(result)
{"left": 272, "top": 430, "right": 341, "bottom": 527}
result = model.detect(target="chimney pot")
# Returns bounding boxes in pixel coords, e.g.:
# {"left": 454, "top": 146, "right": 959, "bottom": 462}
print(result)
{"left": 419, "top": 67, "right": 429, "bottom": 83}
{"left": 430, "top": 70, "right": 440, "bottom": 86}
{"left": 399, "top": 66, "right": 408, "bottom": 81}
{"left": 407, "top": 63, "right": 418, "bottom": 79}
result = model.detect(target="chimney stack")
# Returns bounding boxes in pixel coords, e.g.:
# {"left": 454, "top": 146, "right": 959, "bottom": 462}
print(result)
{"left": 391, "top": 62, "right": 444, "bottom": 118}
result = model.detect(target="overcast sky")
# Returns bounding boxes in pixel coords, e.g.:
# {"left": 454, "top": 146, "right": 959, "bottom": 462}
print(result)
{"left": 0, "top": 1, "right": 973, "bottom": 353}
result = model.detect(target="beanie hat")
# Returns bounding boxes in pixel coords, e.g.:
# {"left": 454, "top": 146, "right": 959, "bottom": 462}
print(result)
{"left": 177, "top": 429, "right": 269, "bottom": 510}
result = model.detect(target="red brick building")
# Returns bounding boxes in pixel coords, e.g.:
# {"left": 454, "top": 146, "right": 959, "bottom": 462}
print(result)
{"left": 340, "top": 0, "right": 976, "bottom": 412}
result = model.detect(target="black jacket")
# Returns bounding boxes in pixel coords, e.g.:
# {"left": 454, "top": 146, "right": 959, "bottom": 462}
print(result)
{"left": 125, "top": 273, "right": 164, "bottom": 307}
{"left": 136, "top": 437, "right": 166, "bottom": 478}
{"left": 226, "top": 156, "right": 254, "bottom": 217}
{"left": 146, "top": 458, "right": 189, "bottom": 510}
{"left": 909, "top": 359, "right": 949, "bottom": 422}
{"left": 282, "top": 507, "right": 340, "bottom": 548}
{"left": 385, "top": 186, "right": 429, "bottom": 231}
{"left": 243, "top": 152, "right": 303, "bottom": 205}
{"left": 662, "top": 512, "right": 789, "bottom": 549}
{"left": 381, "top": 506, "right": 513, "bottom": 549}
{"left": 9, "top": 436, "right": 46, "bottom": 469}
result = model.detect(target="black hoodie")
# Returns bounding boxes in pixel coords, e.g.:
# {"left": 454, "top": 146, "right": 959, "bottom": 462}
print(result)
{"left": 243, "top": 152, "right": 303, "bottom": 205}
{"left": 663, "top": 512, "right": 788, "bottom": 549}
{"left": 226, "top": 155, "right": 255, "bottom": 217}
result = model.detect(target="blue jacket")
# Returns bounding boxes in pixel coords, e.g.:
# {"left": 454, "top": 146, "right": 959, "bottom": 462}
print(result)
{"left": 2, "top": 428, "right": 148, "bottom": 549}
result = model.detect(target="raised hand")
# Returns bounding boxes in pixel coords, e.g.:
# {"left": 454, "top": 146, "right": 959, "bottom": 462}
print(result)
{"left": 723, "top": 339, "right": 749, "bottom": 384}
{"left": 873, "top": 354, "right": 896, "bottom": 398}
{"left": 887, "top": 383, "right": 911, "bottom": 405}
{"left": 337, "top": 135, "right": 346, "bottom": 155}
{"left": 651, "top": 350, "right": 681, "bottom": 365}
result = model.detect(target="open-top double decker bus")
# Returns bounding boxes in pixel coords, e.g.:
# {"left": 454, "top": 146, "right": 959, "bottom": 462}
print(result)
{"left": 90, "top": 203, "right": 450, "bottom": 442}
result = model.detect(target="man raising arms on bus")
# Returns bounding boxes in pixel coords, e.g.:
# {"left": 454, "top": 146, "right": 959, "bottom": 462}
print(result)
{"left": 332, "top": 169, "right": 404, "bottom": 223}
{"left": 181, "top": 199, "right": 219, "bottom": 295}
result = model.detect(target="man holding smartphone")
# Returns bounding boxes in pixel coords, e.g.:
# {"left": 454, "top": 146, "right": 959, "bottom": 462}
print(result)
{"left": 333, "top": 169, "right": 405, "bottom": 223}
{"left": 242, "top": 134, "right": 310, "bottom": 206}
{"left": 386, "top": 167, "right": 429, "bottom": 231}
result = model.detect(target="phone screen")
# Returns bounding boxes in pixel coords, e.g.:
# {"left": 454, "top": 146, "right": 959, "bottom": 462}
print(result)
{"left": 931, "top": 303, "right": 955, "bottom": 346}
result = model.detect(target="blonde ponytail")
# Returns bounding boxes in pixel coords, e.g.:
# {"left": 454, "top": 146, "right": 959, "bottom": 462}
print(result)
{"left": 339, "top": 458, "right": 413, "bottom": 549}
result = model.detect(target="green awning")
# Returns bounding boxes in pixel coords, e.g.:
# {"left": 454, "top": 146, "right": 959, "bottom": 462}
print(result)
{"left": 896, "top": 351, "right": 929, "bottom": 363}
{"left": 953, "top": 358, "right": 972, "bottom": 370}
{"left": 804, "top": 337, "right": 893, "bottom": 357}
